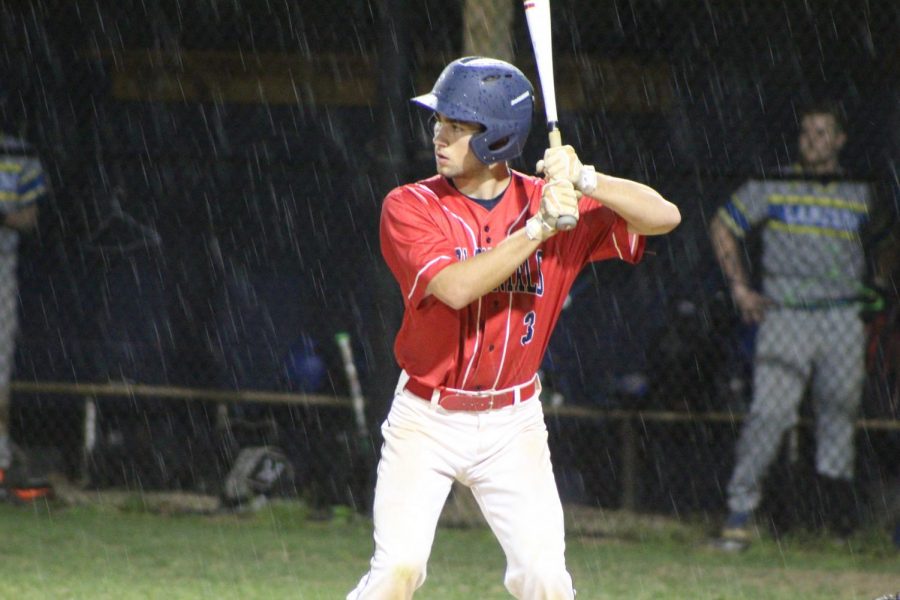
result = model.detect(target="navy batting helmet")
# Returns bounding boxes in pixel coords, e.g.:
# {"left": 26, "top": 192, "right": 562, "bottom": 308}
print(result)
{"left": 412, "top": 57, "right": 534, "bottom": 164}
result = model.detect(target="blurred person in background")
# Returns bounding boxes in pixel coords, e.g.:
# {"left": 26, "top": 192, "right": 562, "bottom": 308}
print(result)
{"left": 0, "top": 100, "right": 46, "bottom": 500}
{"left": 709, "top": 101, "right": 885, "bottom": 549}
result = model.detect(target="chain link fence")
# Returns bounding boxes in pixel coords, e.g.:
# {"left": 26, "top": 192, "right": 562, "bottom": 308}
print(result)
{"left": 1, "top": 0, "right": 898, "bottom": 532}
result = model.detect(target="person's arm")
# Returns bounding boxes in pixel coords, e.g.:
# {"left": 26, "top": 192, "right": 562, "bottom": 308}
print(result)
{"left": 873, "top": 224, "right": 900, "bottom": 289}
{"left": 538, "top": 145, "right": 681, "bottom": 235}
{"left": 3, "top": 155, "right": 45, "bottom": 234}
{"left": 1, "top": 204, "right": 38, "bottom": 233}
{"left": 427, "top": 226, "right": 542, "bottom": 309}
{"left": 584, "top": 173, "right": 681, "bottom": 235}
{"left": 709, "top": 212, "right": 773, "bottom": 323}
{"left": 863, "top": 182, "right": 899, "bottom": 290}
{"left": 427, "top": 180, "right": 579, "bottom": 309}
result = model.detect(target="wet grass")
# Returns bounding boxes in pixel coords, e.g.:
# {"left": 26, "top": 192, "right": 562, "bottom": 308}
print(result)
{"left": 0, "top": 500, "right": 896, "bottom": 599}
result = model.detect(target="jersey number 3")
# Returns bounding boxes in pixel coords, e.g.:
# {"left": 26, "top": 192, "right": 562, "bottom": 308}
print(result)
{"left": 521, "top": 311, "right": 536, "bottom": 345}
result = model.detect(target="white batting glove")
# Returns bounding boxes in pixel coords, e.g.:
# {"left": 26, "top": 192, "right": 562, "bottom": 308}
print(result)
{"left": 540, "top": 179, "right": 579, "bottom": 230}
{"left": 524, "top": 213, "right": 554, "bottom": 241}
{"left": 536, "top": 145, "right": 598, "bottom": 196}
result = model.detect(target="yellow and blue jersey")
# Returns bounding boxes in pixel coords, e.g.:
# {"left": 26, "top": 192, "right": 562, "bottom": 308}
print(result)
{"left": 717, "top": 166, "right": 872, "bottom": 305}
{"left": 0, "top": 133, "right": 47, "bottom": 254}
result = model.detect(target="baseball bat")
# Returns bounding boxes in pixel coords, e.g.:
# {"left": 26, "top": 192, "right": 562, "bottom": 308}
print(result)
{"left": 335, "top": 332, "right": 367, "bottom": 438}
{"left": 523, "top": 0, "right": 577, "bottom": 231}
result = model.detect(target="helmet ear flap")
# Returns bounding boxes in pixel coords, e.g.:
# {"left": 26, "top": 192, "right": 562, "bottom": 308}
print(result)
{"left": 470, "top": 131, "right": 516, "bottom": 165}
{"left": 488, "top": 135, "right": 512, "bottom": 152}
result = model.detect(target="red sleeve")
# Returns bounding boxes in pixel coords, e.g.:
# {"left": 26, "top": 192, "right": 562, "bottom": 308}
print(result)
{"left": 583, "top": 201, "right": 646, "bottom": 264}
{"left": 379, "top": 185, "right": 459, "bottom": 308}
{"left": 538, "top": 182, "right": 646, "bottom": 265}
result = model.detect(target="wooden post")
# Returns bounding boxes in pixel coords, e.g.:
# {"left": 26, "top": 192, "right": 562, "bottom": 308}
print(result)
{"left": 463, "top": 0, "right": 514, "bottom": 61}
{"left": 80, "top": 397, "right": 96, "bottom": 486}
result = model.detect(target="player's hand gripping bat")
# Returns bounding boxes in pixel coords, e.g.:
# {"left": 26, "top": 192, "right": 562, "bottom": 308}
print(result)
{"left": 524, "top": 0, "right": 577, "bottom": 231}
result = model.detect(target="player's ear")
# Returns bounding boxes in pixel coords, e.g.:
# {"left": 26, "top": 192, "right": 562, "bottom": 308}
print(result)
{"left": 835, "top": 130, "right": 847, "bottom": 151}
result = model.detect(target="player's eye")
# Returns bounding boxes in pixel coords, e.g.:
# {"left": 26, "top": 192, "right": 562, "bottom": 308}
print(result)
{"left": 431, "top": 115, "right": 480, "bottom": 137}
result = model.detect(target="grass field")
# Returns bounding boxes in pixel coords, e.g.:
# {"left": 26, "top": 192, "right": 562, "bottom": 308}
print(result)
{"left": 0, "top": 495, "right": 897, "bottom": 599}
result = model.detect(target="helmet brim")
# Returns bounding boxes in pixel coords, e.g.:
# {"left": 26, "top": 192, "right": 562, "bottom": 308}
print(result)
{"left": 411, "top": 93, "right": 481, "bottom": 125}
{"left": 411, "top": 93, "right": 438, "bottom": 111}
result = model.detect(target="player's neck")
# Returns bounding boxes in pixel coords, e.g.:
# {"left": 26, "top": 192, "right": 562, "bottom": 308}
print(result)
{"left": 450, "top": 162, "right": 511, "bottom": 200}
{"left": 800, "top": 158, "right": 841, "bottom": 176}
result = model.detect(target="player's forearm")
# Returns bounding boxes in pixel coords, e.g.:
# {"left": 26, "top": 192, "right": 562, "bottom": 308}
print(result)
{"left": 1, "top": 205, "right": 38, "bottom": 232}
{"left": 709, "top": 215, "right": 750, "bottom": 290}
{"left": 584, "top": 174, "right": 680, "bottom": 235}
{"left": 426, "top": 228, "right": 540, "bottom": 309}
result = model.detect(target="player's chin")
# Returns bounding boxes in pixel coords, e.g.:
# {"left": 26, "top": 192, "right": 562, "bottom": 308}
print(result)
{"left": 435, "top": 162, "right": 458, "bottom": 177}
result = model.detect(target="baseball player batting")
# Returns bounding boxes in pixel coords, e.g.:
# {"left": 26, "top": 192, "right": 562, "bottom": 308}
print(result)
{"left": 347, "top": 57, "right": 680, "bottom": 599}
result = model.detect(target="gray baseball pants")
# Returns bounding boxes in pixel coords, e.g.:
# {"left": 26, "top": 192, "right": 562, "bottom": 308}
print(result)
{"left": 727, "top": 306, "right": 865, "bottom": 514}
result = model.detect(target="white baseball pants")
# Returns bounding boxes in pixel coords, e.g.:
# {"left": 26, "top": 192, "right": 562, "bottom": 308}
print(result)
{"left": 347, "top": 375, "right": 575, "bottom": 600}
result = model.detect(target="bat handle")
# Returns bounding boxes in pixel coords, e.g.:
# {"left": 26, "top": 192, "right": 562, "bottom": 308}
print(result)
{"left": 548, "top": 123, "right": 562, "bottom": 148}
{"left": 556, "top": 214, "right": 577, "bottom": 231}
{"left": 547, "top": 123, "right": 577, "bottom": 231}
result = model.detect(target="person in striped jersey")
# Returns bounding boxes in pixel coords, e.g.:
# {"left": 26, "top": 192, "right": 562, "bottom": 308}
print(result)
{"left": 710, "top": 101, "right": 878, "bottom": 549}
{"left": 0, "top": 111, "right": 46, "bottom": 500}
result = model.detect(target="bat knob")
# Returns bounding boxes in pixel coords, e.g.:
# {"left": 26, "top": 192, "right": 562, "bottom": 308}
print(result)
{"left": 556, "top": 214, "right": 578, "bottom": 231}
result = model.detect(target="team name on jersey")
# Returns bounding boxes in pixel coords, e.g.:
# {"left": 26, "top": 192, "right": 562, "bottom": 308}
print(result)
{"left": 767, "top": 194, "right": 867, "bottom": 233}
{"left": 455, "top": 247, "right": 545, "bottom": 296}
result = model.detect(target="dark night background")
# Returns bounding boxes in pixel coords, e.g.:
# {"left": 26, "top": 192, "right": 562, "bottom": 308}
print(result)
{"left": 0, "top": 0, "right": 897, "bottom": 517}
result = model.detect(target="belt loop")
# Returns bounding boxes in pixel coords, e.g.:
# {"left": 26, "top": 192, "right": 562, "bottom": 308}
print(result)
{"left": 396, "top": 370, "right": 411, "bottom": 397}
{"left": 430, "top": 388, "right": 441, "bottom": 409}
{"left": 513, "top": 386, "right": 522, "bottom": 407}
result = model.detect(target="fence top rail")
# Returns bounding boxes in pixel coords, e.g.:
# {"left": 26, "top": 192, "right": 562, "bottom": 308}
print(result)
{"left": 545, "top": 404, "right": 900, "bottom": 431}
{"left": 11, "top": 380, "right": 900, "bottom": 431}
{"left": 11, "top": 380, "right": 352, "bottom": 409}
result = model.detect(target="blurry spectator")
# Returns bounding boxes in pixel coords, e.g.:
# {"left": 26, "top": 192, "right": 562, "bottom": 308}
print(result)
{"left": 0, "top": 111, "right": 46, "bottom": 498}
{"left": 709, "top": 101, "right": 881, "bottom": 548}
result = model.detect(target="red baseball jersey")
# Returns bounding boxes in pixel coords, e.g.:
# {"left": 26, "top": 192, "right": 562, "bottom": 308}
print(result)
{"left": 380, "top": 170, "right": 645, "bottom": 392}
